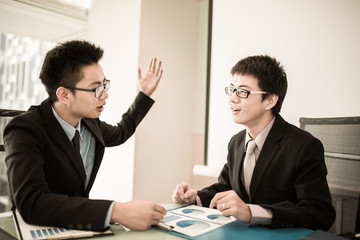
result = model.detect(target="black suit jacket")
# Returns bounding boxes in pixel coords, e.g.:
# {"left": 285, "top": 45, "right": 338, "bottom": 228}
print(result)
{"left": 4, "top": 92, "right": 154, "bottom": 231}
{"left": 198, "top": 115, "right": 335, "bottom": 230}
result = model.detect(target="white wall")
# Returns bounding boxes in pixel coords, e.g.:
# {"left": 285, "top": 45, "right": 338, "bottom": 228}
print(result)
{"left": 133, "top": 0, "right": 201, "bottom": 203}
{"left": 87, "top": 0, "right": 207, "bottom": 204}
{"left": 85, "top": 0, "right": 213, "bottom": 201}
{"left": 206, "top": 0, "right": 360, "bottom": 171}
{"left": 87, "top": 0, "right": 142, "bottom": 202}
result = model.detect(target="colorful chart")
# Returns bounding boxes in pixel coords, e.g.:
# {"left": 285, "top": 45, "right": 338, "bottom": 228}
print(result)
{"left": 162, "top": 215, "right": 181, "bottom": 223}
{"left": 176, "top": 220, "right": 211, "bottom": 230}
{"left": 207, "top": 214, "right": 232, "bottom": 222}
{"left": 182, "top": 208, "right": 205, "bottom": 215}
{"left": 30, "top": 227, "right": 69, "bottom": 239}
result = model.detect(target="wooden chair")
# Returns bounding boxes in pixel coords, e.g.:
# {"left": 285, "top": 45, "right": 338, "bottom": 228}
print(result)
{"left": 299, "top": 116, "right": 360, "bottom": 235}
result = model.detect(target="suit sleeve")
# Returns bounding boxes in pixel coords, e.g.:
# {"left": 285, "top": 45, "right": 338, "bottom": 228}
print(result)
{"left": 4, "top": 113, "right": 113, "bottom": 231}
{"left": 4, "top": 92, "right": 155, "bottom": 232}
{"left": 197, "top": 164, "right": 233, "bottom": 207}
{"left": 261, "top": 137, "right": 335, "bottom": 230}
{"left": 196, "top": 134, "right": 241, "bottom": 207}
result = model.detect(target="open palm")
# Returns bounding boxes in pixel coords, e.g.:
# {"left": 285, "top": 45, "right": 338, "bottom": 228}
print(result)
{"left": 138, "top": 57, "right": 163, "bottom": 96}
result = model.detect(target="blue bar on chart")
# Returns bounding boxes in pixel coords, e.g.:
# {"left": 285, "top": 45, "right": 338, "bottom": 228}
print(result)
{"left": 30, "top": 228, "right": 69, "bottom": 239}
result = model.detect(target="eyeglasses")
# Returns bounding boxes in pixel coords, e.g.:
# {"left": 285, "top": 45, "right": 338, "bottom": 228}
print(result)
{"left": 63, "top": 80, "right": 110, "bottom": 98}
{"left": 224, "top": 86, "right": 267, "bottom": 99}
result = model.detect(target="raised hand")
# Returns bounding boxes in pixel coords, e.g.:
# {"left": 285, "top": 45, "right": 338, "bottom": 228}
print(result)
{"left": 138, "top": 57, "right": 163, "bottom": 97}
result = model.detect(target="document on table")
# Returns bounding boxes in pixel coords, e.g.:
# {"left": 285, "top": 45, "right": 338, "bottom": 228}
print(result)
{"left": 12, "top": 210, "right": 113, "bottom": 240}
{"left": 159, "top": 205, "right": 236, "bottom": 237}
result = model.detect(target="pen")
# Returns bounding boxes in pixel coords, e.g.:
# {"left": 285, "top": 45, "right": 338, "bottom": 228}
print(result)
{"left": 156, "top": 222, "right": 174, "bottom": 231}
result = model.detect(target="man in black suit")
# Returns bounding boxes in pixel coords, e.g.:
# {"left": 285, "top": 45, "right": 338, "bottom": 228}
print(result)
{"left": 172, "top": 55, "right": 335, "bottom": 230}
{"left": 4, "top": 40, "right": 166, "bottom": 231}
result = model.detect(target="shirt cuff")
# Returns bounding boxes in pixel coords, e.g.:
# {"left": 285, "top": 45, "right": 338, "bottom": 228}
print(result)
{"left": 104, "top": 201, "right": 115, "bottom": 228}
{"left": 248, "top": 204, "right": 273, "bottom": 225}
{"left": 195, "top": 195, "right": 202, "bottom": 206}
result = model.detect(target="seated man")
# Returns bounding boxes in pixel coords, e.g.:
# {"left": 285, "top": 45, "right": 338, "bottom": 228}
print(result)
{"left": 172, "top": 55, "right": 335, "bottom": 230}
{"left": 4, "top": 40, "right": 166, "bottom": 231}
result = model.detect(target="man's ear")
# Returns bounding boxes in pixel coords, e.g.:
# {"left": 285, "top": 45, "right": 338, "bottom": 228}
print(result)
{"left": 265, "top": 94, "right": 279, "bottom": 110}
{"left": 56, "top": 87, "right": 70, "bottom": 104}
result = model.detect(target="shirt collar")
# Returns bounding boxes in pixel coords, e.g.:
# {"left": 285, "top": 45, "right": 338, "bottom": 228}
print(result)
{"left": 245, "top": 116, "right": 276, "bottom": 152}
{"left": 51, "top": 107, "right": 82, "bottom": 141}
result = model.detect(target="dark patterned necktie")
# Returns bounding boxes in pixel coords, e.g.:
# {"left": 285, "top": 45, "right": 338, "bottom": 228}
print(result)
{"left": 72, "top": 130, "right": 80, "bottom": 154}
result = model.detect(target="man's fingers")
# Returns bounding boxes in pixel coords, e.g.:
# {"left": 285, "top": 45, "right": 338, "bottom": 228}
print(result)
{"left": 152, "top": 58, "right": 157, "bottom": 72}
{"left": 156, "top": 68, "right": 163, "bottom": 83}
{"left": 209, "top": 192, "right": 227, "bottom": 208}
{"left": 155, "top": 60, "right": 162, "bottom": 76}
{"left": 138, "top": 68, "right": 142, "bottom": 79}
{"left": 184, "top": 189, "right": 194, "bottom": 199}
{"left": 147, "top": 58, "right": 154, "bottom": 72}
{"left": 151, "top": 219, "right": 161, "bottom": 226}
{"left": 154, "top": 204, "right": 167, "bottom": 215}
{"left": 220, "top": 208, "right": 232, "bottom": 217}
{"left": 178, "top": 184, "right": 188, "bottom": 200}
{"left": 153, "top": 210, "right": 166, "bottom": 221}
{"left": 172, "top": 183, "right": 195, "bottom": 204}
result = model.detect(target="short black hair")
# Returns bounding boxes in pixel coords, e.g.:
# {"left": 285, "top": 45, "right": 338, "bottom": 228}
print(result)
{"left": 39, "top": 40, "right": 104, "bottom": 102}
{"left": 231, "top": 55, "right": 287, "bottom": 115}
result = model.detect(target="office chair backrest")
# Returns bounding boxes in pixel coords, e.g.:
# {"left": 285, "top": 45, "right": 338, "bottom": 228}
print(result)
{"left": 0, "top": 109, "right": 25, "bottom": 149}
{"left": 0, "top": 109, "right": 25, "bottom": 213}
{"left": 299, "top": 116, "right": 360, "bottom": 234}
{"left": 357, "top": 192, "right": 360, "bottom": 233}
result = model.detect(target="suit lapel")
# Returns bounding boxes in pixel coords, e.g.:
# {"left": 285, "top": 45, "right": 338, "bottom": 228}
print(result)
{"left": 82, "top": 118, "right": 105, "bottom": 193}
{"left": 249, "top": 115, "right": 286, "bottom": 200}
{"left": 234, "top": 131, "right": 251, "bottom": 202}
{"left": 40, "top": 99, "right": 87, "bottom": 184}
{"left": 82, "top": 118, "right": 105, "bottom": 146}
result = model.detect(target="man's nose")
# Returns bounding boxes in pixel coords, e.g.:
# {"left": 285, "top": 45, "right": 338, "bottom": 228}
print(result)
{"left": 229, "top": 91, "right": 239, "bottom": 102}
{"left": 99, "top": 89, "right": 109, "bottom": 99}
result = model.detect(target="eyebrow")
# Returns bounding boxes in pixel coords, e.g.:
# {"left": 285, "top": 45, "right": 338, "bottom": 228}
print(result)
{"left": 89, "top": 78, "right": 106, "bottom": 87}
{"left": 230, "top": 83, "right": 250, "bottom": 89}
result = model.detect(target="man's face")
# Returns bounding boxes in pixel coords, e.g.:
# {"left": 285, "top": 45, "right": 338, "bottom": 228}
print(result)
{"left": 68, "top": 63, "right": 108, "bottom": 120}
{"left": 228, "top": 74, "right": 270, "bottom": 129}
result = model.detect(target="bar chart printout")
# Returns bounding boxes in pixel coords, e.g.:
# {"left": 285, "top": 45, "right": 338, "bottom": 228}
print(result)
{"left": 13, "top": 210, "right": 113, "bottom": 240}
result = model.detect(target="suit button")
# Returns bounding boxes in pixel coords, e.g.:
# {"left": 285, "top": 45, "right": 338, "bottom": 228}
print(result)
{"left": 68, "top": 224, "right": 74, "bottom": 228}
{"left": 77, "top": 224, "right": 83, "bottom": 229}
{"left": 86, "top": 223, "right": 92, "bottom": 229}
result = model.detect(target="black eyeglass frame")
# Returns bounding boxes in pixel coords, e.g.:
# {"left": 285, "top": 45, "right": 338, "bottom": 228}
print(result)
{"left": 63, "top": 79, "right": 110, "bottom": 98}
{"left": 224, "top": 86, "right": 268, "bottom": 99}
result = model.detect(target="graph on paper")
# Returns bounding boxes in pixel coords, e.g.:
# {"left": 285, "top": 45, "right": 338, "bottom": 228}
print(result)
{"left": 161, "top": 205, "right": 235, "bottom": 237}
